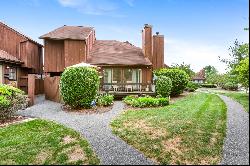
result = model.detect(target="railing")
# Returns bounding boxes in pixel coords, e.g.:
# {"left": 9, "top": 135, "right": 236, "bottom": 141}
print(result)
{"left": 101, "top": 83, "right": 155, "bottom": 92}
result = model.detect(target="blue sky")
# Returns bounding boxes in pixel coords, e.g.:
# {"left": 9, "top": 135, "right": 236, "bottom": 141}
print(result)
{"left": 0, "top": 0, "right": 249, "bottom": 73}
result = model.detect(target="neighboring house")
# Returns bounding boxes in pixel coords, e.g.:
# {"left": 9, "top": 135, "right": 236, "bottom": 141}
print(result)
{"left": 192, "top": 69, "right": 206, "bottom": 84}
{"left": 0, "top": 22, "right": 43, "bottom": 93}
{"left": 40, "top": 24, "right": 165, "bottom": 101}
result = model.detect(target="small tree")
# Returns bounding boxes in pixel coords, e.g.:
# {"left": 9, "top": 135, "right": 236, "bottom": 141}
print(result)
{"left": 155, "top": 68, "right": 189, "bottom": 96}
{"left": 156, "top": 76, "right": 172, "bottom": 97}
{"left": 171, "top": 62, "right": 195, "bottom": 79}
{"left": 235, "top": 57, "right": 249, "bottom": 92}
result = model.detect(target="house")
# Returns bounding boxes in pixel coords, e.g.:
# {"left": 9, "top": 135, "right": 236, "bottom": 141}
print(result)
{"left": 0, "top": 22, "right": 43, "bottom": 93}
{"left": 192, "top": 69, "right": 206, "bottom": 84}
{"left": 39, "top": 24, "right": 164, "bottom": 101}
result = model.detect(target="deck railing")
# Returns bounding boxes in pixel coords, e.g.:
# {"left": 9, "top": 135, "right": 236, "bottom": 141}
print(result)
{"left": 101, "top": 83, "right": 155, "bottom": 92}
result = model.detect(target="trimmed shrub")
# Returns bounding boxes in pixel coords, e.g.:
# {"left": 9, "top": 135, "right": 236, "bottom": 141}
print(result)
{"left": 0, "top": 84, "right": 28, "bottom": 121}
{"left": 96, "top": 93, "right": 114, "bottom": 106}
{"left": 155, "top": 68, "right": 189, "bottom": 96}
{"left": 185, "top": 81, "right": 199, "bottom": 92}
{"left": 201, "top": 84, "right": 217, "bottom": 88}
{"left": 156, "top": 76, "right": 172, "bottom": 97}
{"left": 222, "top": 82, "right": 238, "bottom": 91}
{"left": 123, "top": 95, "right": 169, "bottom": 108}
{"left": 60, "top": 67, "right": 100, "bottom": 109}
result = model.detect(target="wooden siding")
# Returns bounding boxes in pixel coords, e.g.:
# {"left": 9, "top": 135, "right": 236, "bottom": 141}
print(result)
{"left": 0, "top": 64, "right": 3, "bottom": 84}
{"left": 142, "top": 25, "right": 153, "bottom": 63}
{"left": 152, "top": 35, "right": 164, "bottom": 70}
{"left": 142, "top": 68, "right": 152, "bottom": 84}
{"left": 0, "top": 23, "right": 25, "bottom": 59}
{"left": 0, "top": 23, "right": 43, "bottom": 72}
{"left": 64, "top": 40, "right": 86, "bottom": 67}
{"left": 20, "top": 41, "right": 42, "bottom": 73}
{"left": 44, "top": 40, "right": 65, "bottom": 72}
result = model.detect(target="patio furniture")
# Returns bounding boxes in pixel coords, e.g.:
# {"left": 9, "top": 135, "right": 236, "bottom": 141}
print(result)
{"left": 112, "top": 81, "right": 119, "bottom": 91}
{"left": 125, "top": 81, "right": 133, "bottom": 92}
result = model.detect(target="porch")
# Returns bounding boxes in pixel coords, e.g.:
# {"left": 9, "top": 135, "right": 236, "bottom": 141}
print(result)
{"left": 100, "top": 82, "right": 156, "bottom": 98}
{"left": 100, "top": 67, "right": 154, "bottom": 96}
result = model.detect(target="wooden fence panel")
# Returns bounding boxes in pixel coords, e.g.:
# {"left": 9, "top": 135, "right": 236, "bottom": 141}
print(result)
{"left": 35, "top": 79, "right": 44, "bottom": 95}
{"left": 44, "top": 76, "right": 61, "bottom": 103}
{"left": 28, "top": 74, "right": 35, "bottom": 106}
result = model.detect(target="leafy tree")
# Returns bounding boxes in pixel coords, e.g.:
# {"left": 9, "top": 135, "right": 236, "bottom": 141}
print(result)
{"left": 235, "top": 57, "right": 249, "bottom": 92}
{"left": 220, "top": 40, "right": 249, "bottom": 70}
{"left": 203, "top": 65, "right": 218, "bottom": 77}
{"left": 171, "top": 62, "right": 195, "bottom": 79}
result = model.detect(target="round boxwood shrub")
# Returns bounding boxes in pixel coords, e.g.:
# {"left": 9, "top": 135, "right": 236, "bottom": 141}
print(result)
{"left": 60, "top": 67, "right": 100, "bottom": 109}
{"left": 155, "top": 68, "right": 189, "bottom": 96}
{"left": 156, "top": 75, "right": 172, "bottom": 97}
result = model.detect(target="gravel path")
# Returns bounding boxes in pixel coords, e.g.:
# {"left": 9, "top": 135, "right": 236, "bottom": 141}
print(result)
{"left": 17, "top": 98, "right": 154, "bottom": 165}
{"left": 219, "top": 95, "right": 249, "bottom": 165}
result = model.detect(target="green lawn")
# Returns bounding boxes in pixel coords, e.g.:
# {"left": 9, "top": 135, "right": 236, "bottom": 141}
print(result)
{"left": 0, "top": 119, "right": 100, "bottom": 165}
{"left": 111, "top": 93, "right": 227, "bottom": 165}
{"left": 219, "top": 92, "right": 249, "bottom": 112}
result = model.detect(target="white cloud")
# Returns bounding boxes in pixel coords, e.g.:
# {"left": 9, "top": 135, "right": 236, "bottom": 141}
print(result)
{"left": 165, "top": 38, "right": 229, "bottom": 73}
{"left": 57, "top": 0, "right": 133, "bottom": 16}
{"left": 123, "top": 0, "right": 135, "bottom": 7}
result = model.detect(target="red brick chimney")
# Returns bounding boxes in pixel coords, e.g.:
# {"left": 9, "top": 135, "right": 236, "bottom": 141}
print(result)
{"left": 142, "top": 24, "right": 153, "bottom": 62}
{"left": 152, "top": 32, "right": 164, "bottom": 70}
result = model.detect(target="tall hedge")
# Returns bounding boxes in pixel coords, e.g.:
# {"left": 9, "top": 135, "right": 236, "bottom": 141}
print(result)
{"left": 156, "top": 75, "right": 172, "bottom": 97}
{"left": 155, "top": 68, "right": 189, "bottom": 96}
{"left": 60, "top": 67, "right": 100, "bottom": 108}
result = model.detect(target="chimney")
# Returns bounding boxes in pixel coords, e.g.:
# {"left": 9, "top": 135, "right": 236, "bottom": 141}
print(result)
{"left": 152, "top": 32, "right": 164, "bottom": 70}
{"left": 142, "top": 24, "right": 153, "bottom": 62}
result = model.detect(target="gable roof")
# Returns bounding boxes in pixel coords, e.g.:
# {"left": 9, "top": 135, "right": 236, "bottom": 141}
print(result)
{"left": 0, "top": 21, "right": 43, "bottom": 47}
{"left": 87, "top": 40, "right": 152, "bottom": 66}
{"left": 0, "top": 49, "right": 23, "bottom": 64}
{"left": 39, "top": 25, "right": 94, "bottom": 40}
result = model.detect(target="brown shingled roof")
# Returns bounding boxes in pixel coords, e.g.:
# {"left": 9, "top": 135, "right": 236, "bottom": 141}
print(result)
{"left": 0, "top": 49, "right": 23, "bottom": 64}
{"left": 192, "top": 69, "right": 206, "bottom": 80}
{"left": 39, "top": 25, "right": 94, "bottom": 40}
{"left": 87, "top": 40, "right": 152, "bottom": 66}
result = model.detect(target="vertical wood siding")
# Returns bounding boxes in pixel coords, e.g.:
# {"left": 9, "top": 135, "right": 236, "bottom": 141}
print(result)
{"left": 0, "top": 23, "right": 43, "bottom": 72}
{"left": 44, "top": 40, "right": 65, "bottom": 72}
{"left": 64, "top": 40, "right": 86, "bottom": 67}
{"left": 152, "top": 35, "right": 164, "bottom": 70}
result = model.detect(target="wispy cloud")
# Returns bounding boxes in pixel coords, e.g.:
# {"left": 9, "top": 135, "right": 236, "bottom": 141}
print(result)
{"left": 57, "top": 0, "right": 133, "bottom": 16}
{"left": 123, "top": 0, "right": 135, "bottom": 7}
{"left": 165, "top": 38, "right": 229, "bottom": 73}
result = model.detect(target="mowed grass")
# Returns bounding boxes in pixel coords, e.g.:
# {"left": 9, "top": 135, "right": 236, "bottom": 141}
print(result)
{"left": 111, "top": 93, "right": 227, "bottom": 165}
{"left": 0, "top": 119, "right": 99, "bottom": 165}
{"left": 219, "top": 92, "right": 249, "bottom": 112}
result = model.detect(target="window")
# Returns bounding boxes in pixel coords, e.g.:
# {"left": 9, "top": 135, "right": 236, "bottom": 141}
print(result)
{"left": 124, "top": 69, "right": 132, "bottom": 82}
{"left": 8, "top": 67, "right": 17, "bottom": 80}
{"left": 112, "top": 68, "right": 122, "bottom": 83}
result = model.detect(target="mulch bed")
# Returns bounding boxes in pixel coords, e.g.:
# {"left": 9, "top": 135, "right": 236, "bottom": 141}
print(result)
{"left": 0, "top": 116, "right": 28, "bottom": 128}
{"left": 62, "top": 104, "right": 114, "bottom": 114}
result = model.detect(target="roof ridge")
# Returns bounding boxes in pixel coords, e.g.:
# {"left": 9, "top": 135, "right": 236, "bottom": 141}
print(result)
{"left": 0, "top": 21, "right": 43, "bottom": 47}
